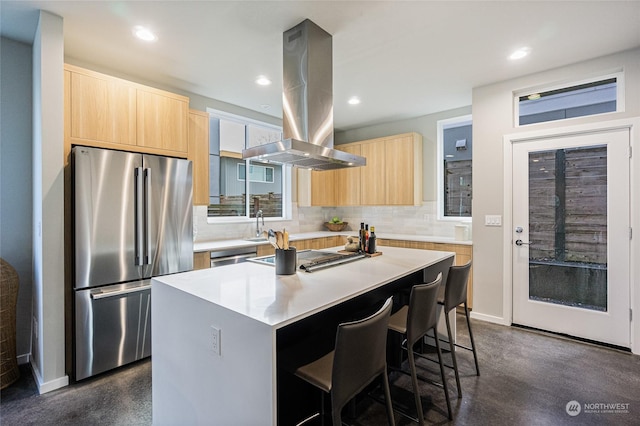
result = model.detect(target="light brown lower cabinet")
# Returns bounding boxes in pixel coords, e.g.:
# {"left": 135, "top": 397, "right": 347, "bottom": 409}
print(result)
{"left": 293, "top": 236, "right": 343, "bottom": 250}
{"left": 193, "top": 251, "right": 211, "bottom": 270}
{"left": 377, "top": 239, "right": 473, "bottom": 309}
{"left": 257, "top": 245, "right": 275, "bottom": 257}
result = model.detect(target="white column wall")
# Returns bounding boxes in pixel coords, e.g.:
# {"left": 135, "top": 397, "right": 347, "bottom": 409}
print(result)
{"left": 31, "top": 10, "right": 68, "bottom": 392}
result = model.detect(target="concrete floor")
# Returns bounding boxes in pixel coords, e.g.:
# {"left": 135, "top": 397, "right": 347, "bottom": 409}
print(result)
{"left": 2, "top": 314, "right": 639, "bottom": 425}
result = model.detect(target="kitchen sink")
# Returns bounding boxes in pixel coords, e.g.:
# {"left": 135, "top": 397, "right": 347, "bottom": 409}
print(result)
{"left": 244, "top": 237, "right": 268, "bottom": 242}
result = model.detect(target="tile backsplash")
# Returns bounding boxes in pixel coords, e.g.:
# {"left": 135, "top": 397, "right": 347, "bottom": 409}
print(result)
{"left": 193, "top": 202, "right": 471, "bottom": 242}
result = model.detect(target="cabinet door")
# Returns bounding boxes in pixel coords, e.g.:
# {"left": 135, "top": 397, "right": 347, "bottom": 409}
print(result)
{"left": 311, "top": 170, "right": 336, "bottom": 206}
{"left": 137, "top": 89, "right": 188, "bottom": 153}
{"left": 69, "top": 71, "right": 136, "bottom": 145}
{"left": 385, "top": 135, "right": 415, "bottom": 205}
{"left": 360, "top": 141, "right": 386, "bottom": 205}
{"left": 188, "top": 110, "right": 210, "bottom": 205}
{"left": 257, "top": 245, "right": 275, "bottom": 257}
{"left": 293, "top": 239, "right": 309, "bottom": 250}
{"left": 193, "top": 252, "right": 211, "bottom": 270}
{"left": 334, "top": 144, "right": 361, "bottom": 206}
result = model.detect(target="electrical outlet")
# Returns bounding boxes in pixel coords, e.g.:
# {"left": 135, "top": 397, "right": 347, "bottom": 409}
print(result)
{"left": 211, "top": 326, "right": 221, "bottom": 356}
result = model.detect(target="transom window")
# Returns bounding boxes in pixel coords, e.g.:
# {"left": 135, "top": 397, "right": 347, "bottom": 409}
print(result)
{"left": 516, "top": 74, "right": 623, "bottom": 126}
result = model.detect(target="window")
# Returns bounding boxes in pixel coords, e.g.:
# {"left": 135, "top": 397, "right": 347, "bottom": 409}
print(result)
{"left": 516, "top": 74, "right": 622, "bottom": 126}
{"left": 207, "top": 110, "right": 289, "bottom": 220}
{"left": 238, "top": 164, "right": 274, "bottom": 183}
{"left": 437, "top": 115, "right": 472, "bottom": 220}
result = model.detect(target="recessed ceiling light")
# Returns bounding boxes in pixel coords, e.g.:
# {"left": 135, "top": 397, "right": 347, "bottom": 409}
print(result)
{"left": 509, "top": 47, "right": 530, "bottom": 60}
{"left": 133, "top": 26, "right": 157, "bottom": 42}
{"left": 255, "top": 76, "right": 272, "bottom": 86}
{"left": 348, "top": 96, "right": 361, "bottom": 105}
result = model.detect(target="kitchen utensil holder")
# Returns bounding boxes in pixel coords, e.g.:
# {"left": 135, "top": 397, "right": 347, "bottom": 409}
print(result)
{"left": 275, "top": 248, "right": 297, "bottom": 275}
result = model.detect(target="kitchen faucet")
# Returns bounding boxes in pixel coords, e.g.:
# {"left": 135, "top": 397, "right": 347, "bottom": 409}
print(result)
{"left": 256, "top": 209, "right": 264, "bottom": 237}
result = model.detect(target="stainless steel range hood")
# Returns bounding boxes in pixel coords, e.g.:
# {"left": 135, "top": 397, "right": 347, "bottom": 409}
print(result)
{"left": 242, "top": 19, "right": 366, "bottom": 171}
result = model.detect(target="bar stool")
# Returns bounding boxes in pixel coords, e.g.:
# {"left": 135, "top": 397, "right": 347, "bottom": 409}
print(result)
{"left": 438, "top": 261, "right": 479, "bottom": 398}
{"left": 387, "top": 275, "right": 452, "bottom": 424}
{"left": 294, "top": 297, "right": 395, "bottom": 426}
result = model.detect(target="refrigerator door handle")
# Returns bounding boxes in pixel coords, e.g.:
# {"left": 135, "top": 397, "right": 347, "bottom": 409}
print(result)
{"left": 143, "top": 167, "right": 151, "bottom": 265}
{"left": 90, "top": 283, "right": 152, "bottom": 300}
{"left": 134, "top": 167, "right": 145, "bottom": 266}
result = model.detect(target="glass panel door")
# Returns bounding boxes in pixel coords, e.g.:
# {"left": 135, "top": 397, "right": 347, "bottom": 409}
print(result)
{"left": 512, "top": 129, "right": 630, "bottom": 347}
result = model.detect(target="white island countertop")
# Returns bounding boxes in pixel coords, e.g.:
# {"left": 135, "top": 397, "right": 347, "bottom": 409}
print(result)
{"left": 154, "top": 246, "right": 455, "bottom": 329}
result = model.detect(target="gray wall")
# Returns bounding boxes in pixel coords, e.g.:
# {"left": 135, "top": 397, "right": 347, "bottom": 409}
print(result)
{"left": 471, "top": 48, "right": 640, "bottom": 327}
{"left": 0, "top": 36, "right": 33, "bottom": 362}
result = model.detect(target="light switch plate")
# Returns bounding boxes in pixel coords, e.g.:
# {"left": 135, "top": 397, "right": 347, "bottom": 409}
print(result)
{"left": 485, "top": 215, "right": 502, "bottom": 226}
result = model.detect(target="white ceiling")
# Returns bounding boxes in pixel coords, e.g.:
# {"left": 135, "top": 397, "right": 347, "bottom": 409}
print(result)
{"left": 2, "top": 1, "right": 639, "bottom": 131}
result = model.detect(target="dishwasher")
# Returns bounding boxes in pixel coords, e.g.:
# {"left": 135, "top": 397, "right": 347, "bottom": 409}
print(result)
{"left": 210, "top": 247, "right": 258, "bottom": 268}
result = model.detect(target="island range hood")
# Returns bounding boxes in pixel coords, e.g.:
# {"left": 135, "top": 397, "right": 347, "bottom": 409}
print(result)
{"left": 242, "top": 19, "right": 366, "bottom": 171}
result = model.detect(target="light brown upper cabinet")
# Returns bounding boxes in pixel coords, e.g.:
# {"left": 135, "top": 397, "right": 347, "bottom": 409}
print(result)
{"left": 384, "top": 133, "right": 422, "bottom": 205}
{"left": 137, "top": 89, "right": 188, "bottom": 153}
{"left": 188, "top": 110, "right": 210, "bottom": 205}
{"left": 334, "top": 144, "right": 362, "bottom": 206}
{"left": 359, "top": 139, "right": 387, "bottom": 205}
{"left": 302, "top": 132, "right": 422, "bottom": 206}
{"left": 310, "top": 169, "right": 336, "bottom": 206}
{"left": 67, "top": 67, "right": 136, "bottom": 146}
{"left": 64, "top": 64, "right": 189, "bottom": 157}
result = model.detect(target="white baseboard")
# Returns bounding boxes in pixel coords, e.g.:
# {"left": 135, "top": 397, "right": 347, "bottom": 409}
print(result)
{"left": 17, "top": 353, "right": 30, "bottom": 365}
{"left": 30, "top": 361, "right": 69, "bottom": 394}
{"left": 470, "top": 311, "right": 510, "bottom": 326}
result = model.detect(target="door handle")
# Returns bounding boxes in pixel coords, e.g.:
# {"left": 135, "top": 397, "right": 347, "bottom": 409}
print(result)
{"left": 143, "top": 168, "right": 151, "bottom": 265}
{"left": 134, "top": 167, "right": 144, "bottom": 265}
{"left": 90, "top": 283, "right": 151, "bottom": 300}
{"left": 515, "top": 239, "right": 531, "bottom": 246}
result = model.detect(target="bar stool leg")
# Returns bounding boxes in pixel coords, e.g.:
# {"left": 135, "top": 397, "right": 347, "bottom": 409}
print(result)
{"left": 444, "top": 309, "right": 462, "bottom": 398}
{"left": 464, "top": 302, "right": 480, "bottom": 376}
{"left": 407, "top": 346, "right": 425, "bottom": 426}
{"left": 382, "top": 370, "right": 395, "bottom": 426}
{"left": 433, "top": 330, "right": 453, "bottom": 419}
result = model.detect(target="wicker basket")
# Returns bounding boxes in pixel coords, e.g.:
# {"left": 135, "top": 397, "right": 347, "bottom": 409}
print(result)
{"left": 324, "top": 222, "right": 348, "bottom": 232}
{"left": 1, "top": 258, "right": 20, "bottom": 389}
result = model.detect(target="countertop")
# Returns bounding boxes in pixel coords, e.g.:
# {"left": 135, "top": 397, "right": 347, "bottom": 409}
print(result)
{"left": 153, "top": 246, "right": 455, "bottom": 328}
{"left": 194, "top": 231, "right": 472, "bottom": 252}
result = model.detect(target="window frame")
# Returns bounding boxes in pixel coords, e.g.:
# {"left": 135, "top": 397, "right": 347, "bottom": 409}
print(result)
{"left": 437, "top": 114, "right": 473, "bottom": 222}
{"left": 513, "top": 71, "right": 625, "bottom": 127}
{"left": 206, "top": 108, "right": 291, "bottom": 224}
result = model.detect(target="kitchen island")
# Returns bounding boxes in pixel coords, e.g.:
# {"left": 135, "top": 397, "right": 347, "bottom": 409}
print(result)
{"left": 151, "top": 246, "right": 454, "bottom": 425}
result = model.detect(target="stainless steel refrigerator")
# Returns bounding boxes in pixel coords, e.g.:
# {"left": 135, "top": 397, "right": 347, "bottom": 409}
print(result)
{"left": 72, "top": 146, "right": 193, "bottom": 380}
